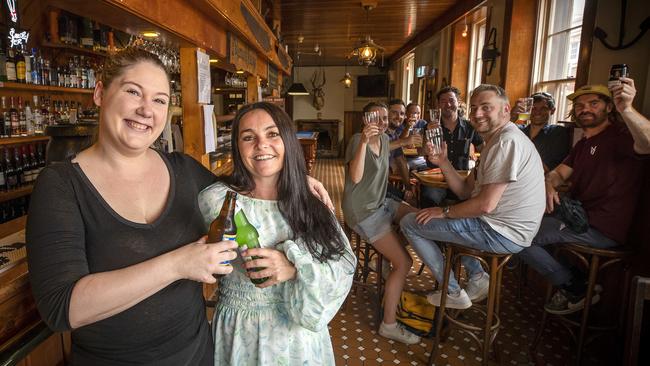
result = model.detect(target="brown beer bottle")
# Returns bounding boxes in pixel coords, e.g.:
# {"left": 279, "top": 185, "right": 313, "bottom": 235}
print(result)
{"left": 208, "top": 191, "right": 237, "bottom": 264}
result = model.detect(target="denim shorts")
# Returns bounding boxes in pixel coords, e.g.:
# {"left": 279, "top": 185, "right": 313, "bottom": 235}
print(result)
{"left": 353, "top": 198, "right": 401, "bottom": 243}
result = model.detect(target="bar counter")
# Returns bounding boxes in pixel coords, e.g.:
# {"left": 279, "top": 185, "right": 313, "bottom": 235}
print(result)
{"left": 0, "top": 219, "right": 68, "bottom": 366}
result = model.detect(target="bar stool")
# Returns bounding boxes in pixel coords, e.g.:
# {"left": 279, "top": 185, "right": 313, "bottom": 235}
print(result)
{"left": 344, "top": 224, "right": 385, "bottom": 325}
{"left": 429, "top": 243, "right": 512, "bottom": 366}
{"left": 529, "top": 242, "right": 633, "bottom": 365}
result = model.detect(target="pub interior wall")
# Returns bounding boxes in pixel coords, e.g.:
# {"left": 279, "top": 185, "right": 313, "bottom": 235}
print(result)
{"left": 588, "top": 0, "right": 650, "bottom": 115}
{"left": 291, "top": 65, "right": 384, "bottom": 143}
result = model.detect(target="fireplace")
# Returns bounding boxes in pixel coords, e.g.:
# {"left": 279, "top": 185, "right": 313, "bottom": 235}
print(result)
{"left": 295, "top": 119, "right": 341, "bottom": 158}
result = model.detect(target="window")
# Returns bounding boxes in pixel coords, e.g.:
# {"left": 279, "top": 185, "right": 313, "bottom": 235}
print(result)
{"left": 467, "top": 18, "right": 486, "bottom": 102}
{"left": 402, "top": 53, "right": 415, "bottom": 103}
{"left": 532, "top": 0, "right": 585, "bottom": 123}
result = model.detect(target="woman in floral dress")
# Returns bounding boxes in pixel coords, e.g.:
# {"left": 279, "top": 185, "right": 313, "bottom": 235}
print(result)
{"left": 199, "top": 102, "right": 355, "bottom": 365}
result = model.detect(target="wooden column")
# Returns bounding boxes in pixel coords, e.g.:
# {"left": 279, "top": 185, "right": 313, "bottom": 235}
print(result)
{"left": 247, "top": 75, "right": 259, "bottom": 104}
{"left": 501, "top": 0, "right": 538, "bottom": 99}
{"left": 180, "top": 47, "right": 205, "bottom": 162}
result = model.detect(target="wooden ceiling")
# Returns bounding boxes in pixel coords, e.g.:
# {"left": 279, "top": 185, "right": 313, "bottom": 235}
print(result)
{"left": 280, "top": 0, "right": 474, "bottom": 66}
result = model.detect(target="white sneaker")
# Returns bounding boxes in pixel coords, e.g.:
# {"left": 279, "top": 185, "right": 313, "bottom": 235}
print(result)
{"left": 379, "top": 322, "right": 421, "bottom": 345}
{"left": 426, "top": 289, "right": 472, "bottom": 309}
{"left": 466, "top": 273, "right": 490, "bottom": 302}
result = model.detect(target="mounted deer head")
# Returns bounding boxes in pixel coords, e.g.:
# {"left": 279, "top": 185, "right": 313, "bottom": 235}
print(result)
{"left": 311, "top": 68, "right": 326, "bottom": 110}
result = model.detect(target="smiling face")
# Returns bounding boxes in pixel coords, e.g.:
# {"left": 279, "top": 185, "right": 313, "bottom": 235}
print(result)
{"left": 388, "top": 103, "right": 406, "bottom": 129}
{"left": 438, "top": 91, "right": 459, "bottom": 120}
{"left": 407, "top": 104, "right": 421, "bottom": 120}
{"left": 572, "top": 94, "right": 612, "bottom": 129}
{"left": 237, "top": 109, "right": 286, "bottom": 185}
{"left": 95, "top": 60, "right": 170, "bottom": 154}
{"left": 469, "top": 90, "right": 510, "bottom": 138}
{"left": 530, "top": 99, "right": 555, "bottom": 126}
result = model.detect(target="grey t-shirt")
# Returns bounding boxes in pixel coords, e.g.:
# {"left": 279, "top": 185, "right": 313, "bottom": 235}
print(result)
{"left": 472, "top": 122, "right": 545, "bottom": 246}
{"left": 343, "top": 133, "right": 390, "bottom": 227}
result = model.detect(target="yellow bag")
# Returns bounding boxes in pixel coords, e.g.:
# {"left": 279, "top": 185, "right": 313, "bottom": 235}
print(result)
{"left": 396, "top": 291, "right": 437, "bottom": 337}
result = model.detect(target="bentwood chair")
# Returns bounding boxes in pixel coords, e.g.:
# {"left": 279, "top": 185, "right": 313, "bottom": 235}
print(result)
{"left": 530, "top": 243, "right": 632, "bottom": 365}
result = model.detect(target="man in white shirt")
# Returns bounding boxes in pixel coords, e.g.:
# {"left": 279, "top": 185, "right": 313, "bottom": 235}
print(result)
{"left": 400, "top": 84, "right": 545, "bottom": 309}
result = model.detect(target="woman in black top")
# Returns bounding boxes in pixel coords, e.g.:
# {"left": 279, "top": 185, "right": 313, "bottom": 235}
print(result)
{"left": 26, "top": 48, "right": 238, "bottom": 365}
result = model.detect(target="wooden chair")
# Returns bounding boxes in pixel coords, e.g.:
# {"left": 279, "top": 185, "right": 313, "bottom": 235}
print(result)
{"left": 344, "top": 224, "right": 385, "bottom": 325}
{"left": 624, "top": 276, "right": 650, "bottom": 366}
{"left": 429, "top": 243, "right": 512, "bottom": 366}
{"left": 530, "top": 243, "right": 633, "bottom": 365}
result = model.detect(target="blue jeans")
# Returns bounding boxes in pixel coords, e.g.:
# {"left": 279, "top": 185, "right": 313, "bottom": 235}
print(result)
{"left": 400, "top": 214, "right": 523, "bottom": 293}
{"left": 517, "top": 216, "right": 617, "bottom": 287}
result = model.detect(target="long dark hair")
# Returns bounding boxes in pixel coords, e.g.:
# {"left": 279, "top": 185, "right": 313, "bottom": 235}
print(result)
{"left": 225, "top": 102, "right": 347, "bottom": 262}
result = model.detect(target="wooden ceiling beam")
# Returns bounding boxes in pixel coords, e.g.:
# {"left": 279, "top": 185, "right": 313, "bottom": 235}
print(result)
{"left": 389, "top": 0, "right": 485, "bottom": 63}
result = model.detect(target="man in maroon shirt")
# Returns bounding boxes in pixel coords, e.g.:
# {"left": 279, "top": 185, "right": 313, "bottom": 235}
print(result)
{"left": 518, "top": 83, "right": 648, "bottom": 315}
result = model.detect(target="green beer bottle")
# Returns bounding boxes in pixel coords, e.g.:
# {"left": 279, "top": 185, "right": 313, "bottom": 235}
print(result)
{"left": 234, "top": 210, "right": 269, "bottom": 284}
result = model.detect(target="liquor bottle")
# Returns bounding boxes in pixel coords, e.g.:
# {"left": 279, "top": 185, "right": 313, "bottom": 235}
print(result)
{"left": 15, "top": 47, "right": 26, "bottom": 83}
{"left": 21, "top": 146, "right": 33, "bottom": 184}
{"left": 207, "top": 191, "right": 237, "bottom": 265}
{"left": 86, "top": 58, "right": 95, "bottom": 88}
{"left": 36, "top": 142, "right": 46, "bottom": 173}
{"left": 58, "top": 12, "right": 68, "bottom": 44}
{"left": 74, "top": 56, "right": 82, "bottom": 88}
{"left": 18, "top": 97, "right": 27, "bottom": 136}
{"left": 80, "top": 18, "right": 94, "bottom": 49}
{"left": 28, "top": 144, "right": 38, "bottom": 181}
{"left": 92, "top": 21, "right": 102, "bottom": 51}
{"left": 23, "top": 47, "right": 32, "bottom": 84}
{"left": 234, "top": 210, "right": 269, "bottom": 284}
{"left": 31, "top": 96, "right": 41, "bottom": 134}
{"left": 5, "top": 148, "right": 16, "bottom": 190}
{"left": 9, "top": 97, "right": 19, "bottom": 137}
{"left": 0, "top": 47, "right": 7, "bottom": 82}
{"left": 80, "top": 56, "right": 88, "bottom": 89}
{"left": 13, "top": 146, "right": 24, "bottom": 187}
{"left": 5, "top": 47, "right": 16, "bottom": 82}
{"left": 29, "top": 48, "right": 39, "bottom": 85}
{"left": 24, "top": 100, "right": 34, "bottom": 136}
{"left": 0, "top": 149, "right": 6, "bottom": 192}
{"left": 1, "top": 97, "right": 8, "bottom": 138}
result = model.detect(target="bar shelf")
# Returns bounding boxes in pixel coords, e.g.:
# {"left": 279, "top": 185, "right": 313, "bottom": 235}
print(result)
{"left": 0, "top": 82, "right": 94, "bottom": 94}
{"left": 0, "top": 136, "right": 50, "bottom": 146}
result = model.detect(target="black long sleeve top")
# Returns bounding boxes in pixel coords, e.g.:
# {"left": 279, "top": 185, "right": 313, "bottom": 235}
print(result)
{"left": 26, "top": 151, "right": 217, "bottom": 366}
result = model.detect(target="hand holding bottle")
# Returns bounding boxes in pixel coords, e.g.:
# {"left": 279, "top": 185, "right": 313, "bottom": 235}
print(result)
{"left": 171, "top": 236, "right": 238, "bottom": 283}
{"left": 242, "top": 247, "right": 297, "bottom": 288}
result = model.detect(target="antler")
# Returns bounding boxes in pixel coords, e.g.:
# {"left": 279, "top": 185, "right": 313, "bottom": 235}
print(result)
{"left": 310, "top": 70, "right": 319, "bottom": 88}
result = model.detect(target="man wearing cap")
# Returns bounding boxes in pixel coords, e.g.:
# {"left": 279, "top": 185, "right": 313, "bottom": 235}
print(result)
{"left": 512, "top": 92, "right": 571, "bottom": 171}
{"left": 518, "top": 83, "right": 648, "bottom": 315}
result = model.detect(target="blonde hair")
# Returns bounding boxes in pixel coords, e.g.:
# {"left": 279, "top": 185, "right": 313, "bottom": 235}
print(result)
{"left": 98, "top": 48, "right": 169, "bottom": 89}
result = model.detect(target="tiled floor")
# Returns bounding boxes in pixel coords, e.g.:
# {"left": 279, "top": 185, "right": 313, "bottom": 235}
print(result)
{"left": 313, "top": 159, "right": 616, "bottom": 366}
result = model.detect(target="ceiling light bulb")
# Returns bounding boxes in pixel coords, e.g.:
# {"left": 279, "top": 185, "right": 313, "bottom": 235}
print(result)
{"left": 461, "top": 24, "right": 468, "bottom": 38}
{"left": 141, "top": 31, "right": 160, "bottom": 38}
{"left": 362, "top": 47, "right": 373, "bottom": 58}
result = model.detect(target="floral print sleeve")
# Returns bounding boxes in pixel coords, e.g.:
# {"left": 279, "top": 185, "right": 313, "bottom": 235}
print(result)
{"left": 278, "top": 231, "right": 356, "bottom": 332}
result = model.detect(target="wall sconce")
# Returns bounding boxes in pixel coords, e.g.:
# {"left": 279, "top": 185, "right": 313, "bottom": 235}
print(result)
{"left": 340, "top": 72, "right": 352, "bottom": 88}
{"left": 340, "top": 58, "right": 353, "bottom": 88}
{"left": 461, "top": 16, "right": 468, "bottom": 38}
{"left": 481, "top": 27, "right": 501, "bottom": 76}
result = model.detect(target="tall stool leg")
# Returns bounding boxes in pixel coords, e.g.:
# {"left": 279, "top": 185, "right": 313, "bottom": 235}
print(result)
{"left": 530, "top": 283, "right": 554, "bottom": 355}
{"left": 429, "top": 245, "right": 453, "bottom": 366}
{"left": 576, "top": 255, "right": 600, "bottom": 365}
{"left": 482, "top": 256, "right": 499, "bottom": 365}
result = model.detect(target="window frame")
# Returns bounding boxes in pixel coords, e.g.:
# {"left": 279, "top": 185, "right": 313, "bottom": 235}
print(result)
{"left": 531, "top": 0, "right": 585, "bottom": 124}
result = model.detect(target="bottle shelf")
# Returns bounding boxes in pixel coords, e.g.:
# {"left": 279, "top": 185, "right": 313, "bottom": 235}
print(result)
{"left": 0, "top": 136, "right": 50, "bottom": 146}
{"left": 0, "top": 82, "right": 94, "bottom": 94}
{"left": 41, "top": 41, "right": 110, "bottom": 58}
{"left": 0, "top": 185, "right": 33, "bottom": 203}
